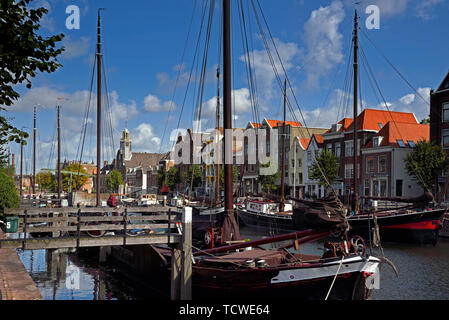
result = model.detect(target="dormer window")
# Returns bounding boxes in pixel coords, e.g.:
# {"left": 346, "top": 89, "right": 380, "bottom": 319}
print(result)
{"left": 373, "top": 137, "right": 379, "bottom": 147}
{"left": 378, "top": 123, "right": 383, "bottom": 129}
{"left": 407, "top": 140, "right": 416, "bottom": 148}
{"left": 397, "top": 139, "right": 406, "bottom": 147}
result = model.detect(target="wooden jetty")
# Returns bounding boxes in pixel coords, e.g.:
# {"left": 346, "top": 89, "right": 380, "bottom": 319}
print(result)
{"left": 0, "top": 206, "right": 193, "bottom": 300}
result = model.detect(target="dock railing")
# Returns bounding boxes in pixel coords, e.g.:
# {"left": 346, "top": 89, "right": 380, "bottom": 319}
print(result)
{"left": 1, "top": 206, "right": 183, "bottom": 250}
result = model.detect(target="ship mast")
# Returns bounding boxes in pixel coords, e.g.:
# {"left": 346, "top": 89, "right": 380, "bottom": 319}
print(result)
{"left": 222, "top": 0, "right": 240, "bottom": 241}
{"left": 32, "top": 106, "right": 36, "bottom": 195}
{"left": 96, "top": 10, "right": 103, "bottom": 207}
{"left": 352, "top": 10, "right": 359, "bottom": 213}
{"left": 279, "top": 79, "right": 287, "bottom": 212}
{"left": 216, "top": 66, "right": 220, "bottom": 205}
{"left": 57, "top": 105, "right": 61, "bottom": 202}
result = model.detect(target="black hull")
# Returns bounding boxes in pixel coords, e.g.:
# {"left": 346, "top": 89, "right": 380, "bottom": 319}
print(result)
{"left": 192, "top": 255, "right": 380, "bottom": 300}
{"left": 291, "top": 207, "right": 445, "bottom": 245}
{"left": 347, "top": 209, "right": 444, "bottom": 245}
{"left": 237, "top": 208, "right": 295, "bottom": 232}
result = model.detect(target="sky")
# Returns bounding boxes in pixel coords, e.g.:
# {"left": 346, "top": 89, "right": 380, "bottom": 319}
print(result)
{"left": 2, "top": 0, "right": 449, "bottom": 173}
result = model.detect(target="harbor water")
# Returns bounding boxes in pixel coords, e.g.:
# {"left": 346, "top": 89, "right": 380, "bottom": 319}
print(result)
{"left": 16, "top": 226, "right": 449, "bottom": 300}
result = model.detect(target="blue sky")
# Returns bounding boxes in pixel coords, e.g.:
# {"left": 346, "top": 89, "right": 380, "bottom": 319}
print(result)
{"left": 3, "top": 0, "right": 449, "bottom": 173}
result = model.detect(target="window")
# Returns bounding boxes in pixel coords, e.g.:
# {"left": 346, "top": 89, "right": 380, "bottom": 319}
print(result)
{"left": 407, "top": 140, "right": 416, "bottom": 148}
{"left": 396, "top": 180, "right": 403, "bottom": 197}
{"left": 378, "top": 123, "right": 383, "bottom": 129}
{"left": 443, "top": 129, "right": 449, "bottom": 149}
{"left": 443, "top": 103, "right": 449, "bottom": 122}
{"left": 297, "top": 159, "right": 302, "bottom": 167}
{"left": 335, "top": 143, "right": 341, "bottom": 157}
{"left": 364, "top": 180, "right": 370, "bottom": 196}
{"left": 345, "top": 141, "right": 353, "bottom": 157}
{"left": 307, "top": 151, "right": 312, "bottom": 162}
{"left": 298, "top": 173, "right": 303, "bottom": 184}
{"left": 345, "top": 164, "right": 353, "bottom": 178}
{"left": 372, "top": 180, "right": 379, "bottom": 196}
{"left": 266, "top": 139, "right": 270, "bottom": 154}
{"left": 397, "top": 140, "right": 406, "bottom": 147}
{"left": 366, "top": 157, "right": 375, "bottom": 173}
{"left": 378, "top": 156, "right": 386, "bottom": 173}
{"left": 380, "top": 180, "right": 387, "bottom": 197}
{"left": 292, "top": 159, "right": 295, "bottom": 168}
{"left": 327, "top": 143, "right": 332, "bottom": 153}
{"left": 373, "top": 137, "right": 379, "bottom": 148}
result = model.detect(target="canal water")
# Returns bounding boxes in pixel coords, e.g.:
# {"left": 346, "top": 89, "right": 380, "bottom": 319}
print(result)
{"left": 16, "top": 227, "right": 449, "bottom": 300}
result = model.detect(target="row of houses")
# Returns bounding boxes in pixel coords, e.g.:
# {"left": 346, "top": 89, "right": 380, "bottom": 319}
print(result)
{"left": 91, "top": 70, "right": 449, "bottom": 201}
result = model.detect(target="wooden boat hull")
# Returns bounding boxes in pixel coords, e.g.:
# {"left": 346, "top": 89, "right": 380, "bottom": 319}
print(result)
{"left": 346, "top": 208, "right": 445, "bottom": 245}
{"left": 236, "top": 207, "right": 295, "bottom": 232}
{"left": 192, "top": 255, "right": 380, "bottom": 300}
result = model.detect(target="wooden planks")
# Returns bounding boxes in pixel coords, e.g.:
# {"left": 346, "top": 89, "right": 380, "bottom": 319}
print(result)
{"left": 0, "top": 234, "right": 182, "bottom": 250}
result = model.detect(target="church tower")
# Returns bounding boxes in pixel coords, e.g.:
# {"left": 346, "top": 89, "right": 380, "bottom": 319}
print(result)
{"left": 120, "top": 129, "right": 132, "bottom": 161}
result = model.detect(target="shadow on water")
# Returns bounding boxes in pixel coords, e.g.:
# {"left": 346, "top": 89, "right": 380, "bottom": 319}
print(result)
{"left": 17, "top": 247, "right": 169, "bottom": 300}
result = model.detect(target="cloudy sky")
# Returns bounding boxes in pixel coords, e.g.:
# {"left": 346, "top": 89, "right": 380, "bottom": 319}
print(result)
{"left": 2, "top": 0, "right": 449, "bottom": 173}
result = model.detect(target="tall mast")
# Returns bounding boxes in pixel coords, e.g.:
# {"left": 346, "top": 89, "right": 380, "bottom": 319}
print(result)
{"left": 20, "top": 141, "right": 23, "bottom": 197}
{"left": 280, "top": 79, "right": 286, "bottom": 212}
{"left": 222, "top": 0, "right": 240, "bottom": 241}
{"left": 96, "top": 10, "right": 102, "bottom": 207}
{"left": 352, "top": 10, "right": 359, "bottom": 213}
{"left": 57, "top": 105, "right": 61, "bottom": 201}
{"left": 33, "top": 106, "right": 36, "bottom": 195}
{"left": 216, "top": 66, "right": 220, "bottom": 204}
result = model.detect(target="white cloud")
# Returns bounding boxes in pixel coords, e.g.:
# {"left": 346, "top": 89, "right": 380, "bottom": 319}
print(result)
{"left": 239, "top": 38, "right": 301, "bottom": 100}
{"left": 142, "top": 94, "right": 175, "bottom": 113}
{"left": 131, "top": 123, "right": 161, "bottom": 153}
{"left": 61, "top": 36, "right": 91, "bottom": 60}
{"left": 415, "top": 0, "right": 446, "bottom": 20}
{"left": 302, "top": 1, "right": 345, "bottom": 90}
{"left": 393, "top": 87, "right": 431, "bottom": 121}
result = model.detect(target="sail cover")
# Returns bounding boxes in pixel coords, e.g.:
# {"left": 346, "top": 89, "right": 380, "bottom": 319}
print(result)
{"left": 292, "top": 195, "right": 349, "bottom": 232}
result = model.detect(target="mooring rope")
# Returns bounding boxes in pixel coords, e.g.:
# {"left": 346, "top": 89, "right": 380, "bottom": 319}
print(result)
{"left": 325, "top": 256, "right": 345, "bottom": 300}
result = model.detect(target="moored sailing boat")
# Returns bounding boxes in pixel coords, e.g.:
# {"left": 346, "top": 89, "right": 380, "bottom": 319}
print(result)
{"left": 291, "top": 10, "right": 445, "bottom": 245}
{"left": 153, "top": 2, "right": 383, "bottom": 300}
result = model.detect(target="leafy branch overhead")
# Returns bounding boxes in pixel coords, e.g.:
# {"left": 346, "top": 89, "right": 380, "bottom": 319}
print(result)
{"left": 0, "top": 0, "right": 65, "bottom": 107}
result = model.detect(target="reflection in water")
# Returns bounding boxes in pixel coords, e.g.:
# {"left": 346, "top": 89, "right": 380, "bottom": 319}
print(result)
{"left": 16, "top": 227, "right": 449, "bottom": 300}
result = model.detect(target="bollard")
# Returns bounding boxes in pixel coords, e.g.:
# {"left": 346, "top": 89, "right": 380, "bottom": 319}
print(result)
{"left": 170, "top": 206, "right": 192, "bottom": 300}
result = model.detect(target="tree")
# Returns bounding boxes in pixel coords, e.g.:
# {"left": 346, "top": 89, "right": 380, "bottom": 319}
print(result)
{"left": 219, "top": 165, "right": 239, "bottom": 186}
{"left": 0, "top": 0, "right": 64, "bottom": 165}
{"left": 183, "top": 165, "right": 203, "bottom": 189}
{"left": 259, "top": 162, "right": 280, "bottom": 193}
{"left": 62, "top": 163, "right": 89, "bottom": 192}
{"left": 309, "top": 149, "right": 340, "bottom": 194}
{"left": 105, "top": 169, "right": 123, "bottom": 193}
{"left": 36, "top": 171, "right": 55, "bottom": 192}
{"left": 157, "top": 168, "right": 165, "bottom": 188}
{"left": 0, "top": 0, "right": 65, "bottom": 106}
{"left": 405, "top": 140, "right": 449, "bottom": 193}
{"left": 166, "top": 167, "right": 180, "bottom": 191}
{"left": 0, "top": 171, "right": 20, "bottom": 220}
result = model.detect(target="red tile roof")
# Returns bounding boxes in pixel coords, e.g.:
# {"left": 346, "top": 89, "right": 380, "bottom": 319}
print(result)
{"left": 371, "top": 122, "right": 429, "bottom": 148}
{"left": 346, "top": 108, "right": 417, "bottom": 132}
{"left": 299, "top": 138, "right": 311, "bottom": 149}
{"left": 265, "top": 119, "right": 302, "bottom": 128}
{"left": 250, "top": 122, "right": 261, "bottom": 128}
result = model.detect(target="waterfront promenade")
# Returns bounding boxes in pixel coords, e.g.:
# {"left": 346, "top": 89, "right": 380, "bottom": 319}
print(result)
{"left": 0, "top": 229, "right": 42, "bottom": 300}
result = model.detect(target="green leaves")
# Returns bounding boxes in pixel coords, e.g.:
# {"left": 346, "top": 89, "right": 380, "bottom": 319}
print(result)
{"left": 0, "top": 0, "right": 65, "bottom": 107}
{"left": 404, "top": 140, "right": 449, "bottom": 192}
{"left": 309, "top": 149, "right": 340, "bottom": 189}
{"left": 0, "top": 171, "right": 20, "bottom": 219}
{"left": 105, "top": 169, "right": 124, "bottom": 193}
{"left": 166, "top": 167, "right": 180, "bottom": 191}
